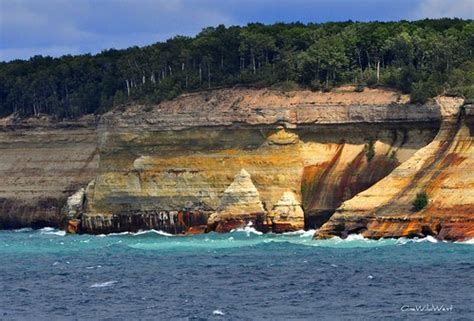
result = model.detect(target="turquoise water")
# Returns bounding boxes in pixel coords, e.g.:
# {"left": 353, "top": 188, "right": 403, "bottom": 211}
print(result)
{"left": 0, "top": 227, "right": 473, "bottom": 320}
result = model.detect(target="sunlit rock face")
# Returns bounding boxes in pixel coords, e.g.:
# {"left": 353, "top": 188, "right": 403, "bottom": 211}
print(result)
{"left": 316, "top": 98, "right": 474, "bottom": 241}
{"left": 208, "top": 169, "right": 266, "bottom": 233}
{"left": 268, "top": 191, "right": 305, "bottom": 232}
{"left": 80, "top": 88, "right": 441, "bottom": 235}
{"left": 3, "top": 88, "right": 467, "bottom": 238}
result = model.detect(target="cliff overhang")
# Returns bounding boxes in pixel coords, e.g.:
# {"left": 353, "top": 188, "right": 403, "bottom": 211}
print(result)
{"left": 1, "top": 88, "right": 471, "bottom": 240}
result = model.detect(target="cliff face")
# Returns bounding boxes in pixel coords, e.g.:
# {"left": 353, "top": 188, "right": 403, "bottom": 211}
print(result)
{"left": 79, "top": 88, "right": 441, "bottom": 234}
{"left": 316, "top": 99, "right": 474, "bottom": 241}
{"left": 0, "top": 116, "right": 99, "bottom": 228}
{"left": 2, "top": 88, "right": 469, "bottom": 240}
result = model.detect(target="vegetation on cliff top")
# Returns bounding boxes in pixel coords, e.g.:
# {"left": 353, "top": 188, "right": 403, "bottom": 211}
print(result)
{"left": 0, "top": 19, "right": 473, "bottom": 118}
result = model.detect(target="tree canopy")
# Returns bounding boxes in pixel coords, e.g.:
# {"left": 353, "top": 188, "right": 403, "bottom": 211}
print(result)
{"left": 1, "top": 19, "right": 473, "bottom": 118}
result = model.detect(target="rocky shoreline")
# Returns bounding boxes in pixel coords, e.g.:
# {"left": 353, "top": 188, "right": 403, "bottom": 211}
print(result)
{"left": 1, "top": 88, "right": 472, "bottom": 240}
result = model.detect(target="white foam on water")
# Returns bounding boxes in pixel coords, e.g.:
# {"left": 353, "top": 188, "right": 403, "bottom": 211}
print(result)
{"left": 231, "top": 222, "right": 263, "bottom": 236}
{"left": 90, "top": 281, "right": 117, "bottom": 288}
{"left": 281, "top": 229, "right": 316, "bottom": 237}
{"left": 109, "top": 228, "right": 464, "bottom": 252}
{"left": 13, "top": 228, "right": 33, "bottom": 233}
{"left": 103, "top": 231, "right": 132, "bottom": 236}
{"left": 426, "top": 235, "right": 439, "bottom": 243}
{"left": 395, "top": 238, "right": 409, "bottom": 245}
{"left": 396, "top": 235, "right": 441, "bottom": 245}
{"left": 212, "top": 310, "right": 225, "bottom": 316}
{"left": 455, "top": 238, "right": 474, "bottom": 245}
{"left": 414, "top": 235, "right": 438, "bottom": 243}
{"left": 134, "top": 229, "right": 173, "bottom": 237}
{"left": 345, "top": 234, "right": 367, "bottom": 241}
{"left": 99, "top": 229, "right": 174, "bottom": 237}
{"left": 39, "top": 228, "right": 66, "bottom": 236}
{"left": 301, "top": 234, "right": 399, "bottom": 248}
{"left": 39, "top": 227, "right": 55, "bottom": 232}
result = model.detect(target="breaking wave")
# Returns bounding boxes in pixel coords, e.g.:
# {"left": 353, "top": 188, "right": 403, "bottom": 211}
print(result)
{"left": 230, "top": 222, "right": 263, "bottom": 236}
{"left": 98, "top": 229, "right": 174, "bottom": 237}
{"left": 4, "top": 228, "right": 472, "bottom": 253}
{"left": 455, "top": 238, "right": 474, "bottom": 245}
{"left": 89, "top": 281, "right": 117, "bottom": 288}
{"left": 39, "top": 227, "right": 66, "bottom": 236}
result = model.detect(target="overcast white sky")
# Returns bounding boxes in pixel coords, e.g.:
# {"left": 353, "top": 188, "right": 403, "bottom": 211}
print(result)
{"left": 0, "top": 0, "right": 473, "bottom": 61}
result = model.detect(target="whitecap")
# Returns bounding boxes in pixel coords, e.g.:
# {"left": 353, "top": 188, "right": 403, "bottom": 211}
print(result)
{"left": 230, "top": 222, "right": 263, "bottom": 236}
{"left": 414, "top": 235, "right": 439, "bottom": 243}
{"left": 455, "top": 238, "right": 474, "bottom": 245}
{"left": 39, "top": 227, "right": 55, "bottom": 232}
{"left": 345, "top": 234, "right": 367, "bottom": 241}
{"left": 395, "top": 237, "right": 409, "bottom": 245}
{"left": 425, "top": 235, "right": 438, "bottom": 243}
{"left": 90, "top": 281, "right": 117, "bottom": 288}
{"left": 212, "top": 310, "right": 225, "bottom": 316}
{"left": 98, "top": 229, "right": 173, "bottom": 237}
{"left": 40, "top": 228, "right": 66, "bottom": 236}
{"left": 104, "top": 231, "right": 132, "bottom": 236}
{"left": 299, "top": 234, "right": 399, "bottom": 248}
{"left": 13, "top": 228, "right": 33, "bottom": 233}
{"left": 300, "top": 229, "right": 317, "bottom": 237}
{"left": 281, "top": 229, "right": 316, "bottom": 237}
{"left": 134, "top": 229, "right": 173, "bottom": 237}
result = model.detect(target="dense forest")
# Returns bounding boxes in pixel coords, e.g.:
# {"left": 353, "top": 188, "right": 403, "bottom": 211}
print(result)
{"left": 1, "top": 19, "right": 473, "bottom": 118}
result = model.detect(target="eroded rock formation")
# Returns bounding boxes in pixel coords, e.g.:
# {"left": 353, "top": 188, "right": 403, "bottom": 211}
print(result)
{"left": 316, "top": 99, "right": 474, "bottom": 241}
{"left": 1, "top": 88, "right": 471, "bottom": 240}
{"left": 208, "top": 169, "right": 266, "bottom": 232}
{"left": 269, "top": 191, "right": 305, "bottom": 232}
{"left": 79, "top": 88, "right": 440, "bottom": 234}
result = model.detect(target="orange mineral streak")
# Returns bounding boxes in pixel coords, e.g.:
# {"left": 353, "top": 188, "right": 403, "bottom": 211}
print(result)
{"left": 75, "top": 89, "right": 445, "bottom": 235}
{"left": 302, "top": 145, "right": 399, "bottom": 228}
{"left": 302, "top": 144, "right": 344, "bottom": 211}
{"left": 317, "top": 101, "right": 474, "bottom": 241}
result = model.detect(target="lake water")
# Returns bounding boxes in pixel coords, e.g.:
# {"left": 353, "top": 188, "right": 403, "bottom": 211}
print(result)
{"left": 0, "top": 227, "right": 473, "bottom": 320}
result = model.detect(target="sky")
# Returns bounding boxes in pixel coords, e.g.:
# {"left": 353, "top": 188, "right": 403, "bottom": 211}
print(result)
{"left": 0, "top": 0, "right": 473, "bottom": 62}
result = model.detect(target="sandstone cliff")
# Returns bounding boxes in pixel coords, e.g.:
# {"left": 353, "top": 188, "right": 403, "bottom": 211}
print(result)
{"left": 79, "top": 88, "right": 441, "bottom": 234}
{"left": 0, "top": 116, "right": 99, "bottom": 228}
{"left": 316, "top": 99, "right": 473, "bottom": 241}
{"left": 2, "top": 87, "right": 470, "bottom": 240}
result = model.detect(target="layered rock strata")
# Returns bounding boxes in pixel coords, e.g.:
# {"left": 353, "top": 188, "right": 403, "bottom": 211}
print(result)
{"left": 2, "top": 88, "right": 469, "bottom": 239}
{"left": 316, "top": 99, "right": 474, "bottom": 241}
{"left": 208, "top": 169, "right": 266, "bottom": 232}
{"left": 268, "top": 191, "right": 305, "bottom": 232}
{"left": 79, "top": 88, "right": 441, "bottom": 234}
{"left": 0, "top": 116, "right": 99, "bottom": 228}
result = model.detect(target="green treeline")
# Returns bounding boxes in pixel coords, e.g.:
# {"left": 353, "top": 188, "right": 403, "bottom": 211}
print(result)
{"left": 1, "top": 19, "right": 473, "bottom": 118}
